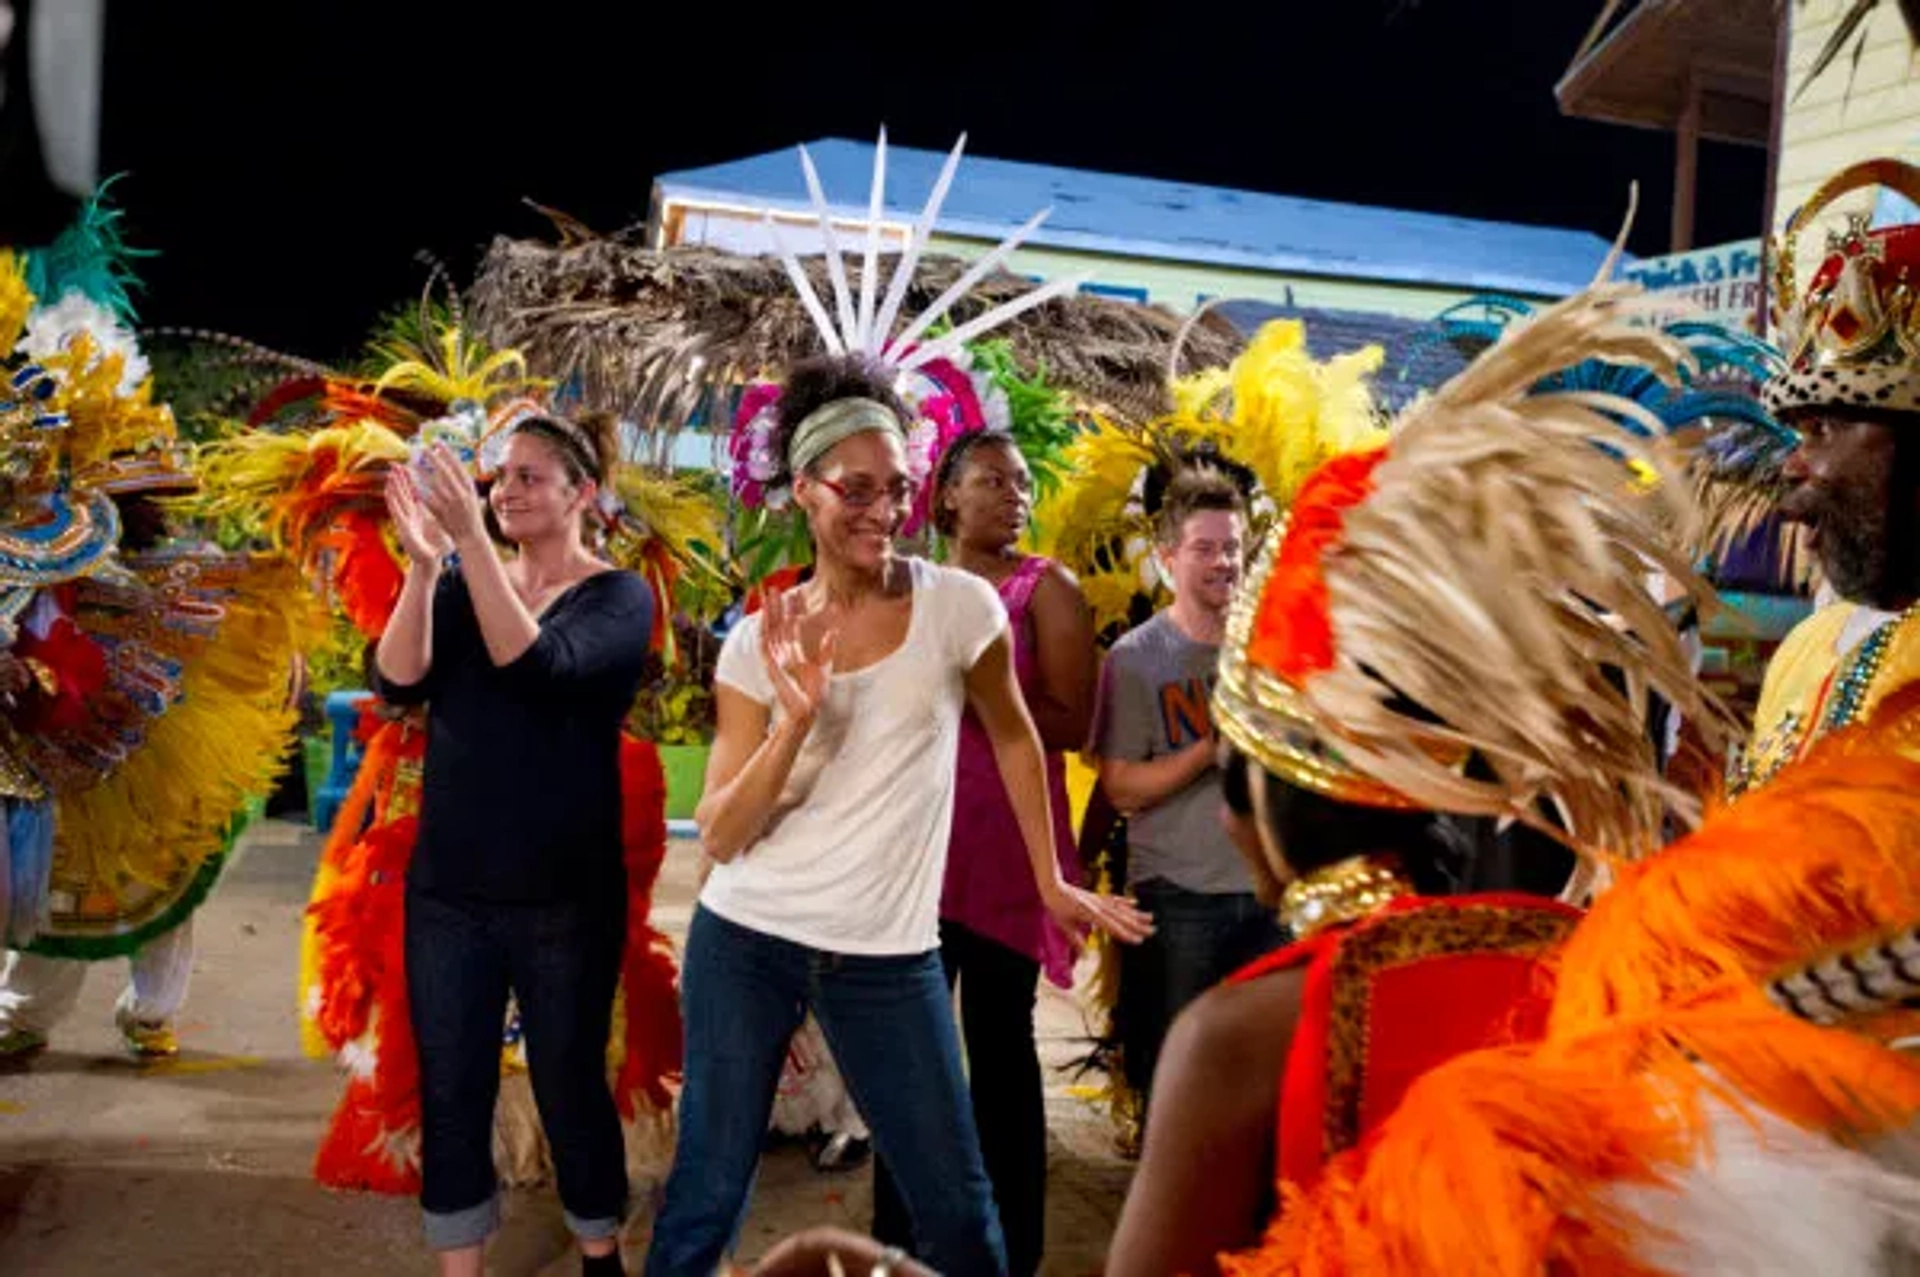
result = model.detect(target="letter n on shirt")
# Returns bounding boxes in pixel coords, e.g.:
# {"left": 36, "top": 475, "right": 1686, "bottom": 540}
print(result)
{"left": 1159, "top": 677, "right": 1213, "bottom": 749}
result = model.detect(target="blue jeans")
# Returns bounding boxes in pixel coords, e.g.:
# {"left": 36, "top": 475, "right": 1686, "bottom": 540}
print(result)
{"left": 405, "top": 883, "right": 628, "bottom": 1250}
{"left": 646, "top": 905, "right": 1006, "bottom": 1277}
{"left": 872, "top": 921, "right": 1047, "bottom": 1276}
{"left": 1118, "top": 880, "right": 1286, "bottom": 1101}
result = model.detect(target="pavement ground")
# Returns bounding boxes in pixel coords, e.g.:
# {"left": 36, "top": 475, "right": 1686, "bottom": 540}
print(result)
{"left": 0, "top": 819, "right": 1134, "bottom": 1275}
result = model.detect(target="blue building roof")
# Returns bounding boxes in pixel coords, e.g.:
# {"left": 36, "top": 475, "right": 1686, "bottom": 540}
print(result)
{"left": 1213, "top": 299, "right": 1472, "bottom": 412}
{"left": 655, "top": 138, "right": 1623, "bottom": 299}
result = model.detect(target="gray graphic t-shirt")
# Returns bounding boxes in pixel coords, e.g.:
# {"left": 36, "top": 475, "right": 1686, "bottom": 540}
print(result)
{"left": 1092, "top": 612, "right": 1253, "bottom": 895}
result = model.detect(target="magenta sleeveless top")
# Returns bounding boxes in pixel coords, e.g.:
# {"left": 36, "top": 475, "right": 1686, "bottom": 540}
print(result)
{"left": 942, "top": 555, "right": 1083, "bottom": 987}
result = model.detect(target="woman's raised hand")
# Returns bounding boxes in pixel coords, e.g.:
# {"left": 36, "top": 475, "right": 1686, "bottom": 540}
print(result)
{"left": 760, "top": 587, "right": 840, "bottom": 726}
{"left": 385, "top": 466, "right": 454, "bottom": 566}
{"left": 411, "top": 442, "right": 489, "bottom": 549}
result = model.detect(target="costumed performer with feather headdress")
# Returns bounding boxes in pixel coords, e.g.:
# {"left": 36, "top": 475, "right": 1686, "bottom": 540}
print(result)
{"left": 1105, "top": 269, "right": 1737, "bottom": 1276}
{"left": 1200, "top": 224, "right": 1920, "bottom": 1266}
{"left": 1110, "top": 220, "right": 1920, "bottom": 1277}
{"left": 0, "top": 206, "right": 314, "bottom": 1062}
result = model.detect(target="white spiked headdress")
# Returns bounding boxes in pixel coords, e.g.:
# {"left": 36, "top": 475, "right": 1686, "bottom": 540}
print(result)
{"left": 764, "top": 130, "right": 1090, "bottom": 376}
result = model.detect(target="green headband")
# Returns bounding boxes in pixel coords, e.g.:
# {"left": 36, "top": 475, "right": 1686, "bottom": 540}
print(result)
{"left": 788, "top": 397, "right": 903, "bottom": 475}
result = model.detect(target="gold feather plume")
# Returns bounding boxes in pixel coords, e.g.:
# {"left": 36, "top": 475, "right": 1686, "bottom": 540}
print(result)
{"left": 1169, "top": 318, "right": 1388, "bottom": 513}
{"left": 608, "top": 464, "right": 732, "bottom": 586}
{"left": 1299, "top": 283, "right": 1734, "bottom": 860}
{"left": 40, "top": 333, "right": 179, "bottom": 479}
{"left": 1029, "top": 414, "right": 1158, "bottom": 631}
{"left": 191, "top": 421, "right": 409, "bottom": 564}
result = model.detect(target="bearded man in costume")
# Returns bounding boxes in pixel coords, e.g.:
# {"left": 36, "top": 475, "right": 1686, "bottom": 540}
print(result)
{"left": 1733, "top": 159, "right": 1920, "bottom": 795}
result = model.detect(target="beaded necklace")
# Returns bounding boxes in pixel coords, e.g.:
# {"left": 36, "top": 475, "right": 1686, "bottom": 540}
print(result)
{"left": 1817, "top": 602, "right": 1920, "bottom": 736}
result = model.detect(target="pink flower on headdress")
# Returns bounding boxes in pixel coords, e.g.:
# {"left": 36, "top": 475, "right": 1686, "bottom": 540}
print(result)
{"left": 728, "top": 383, "right": 785, "bottom": 508}
{"left": 897, "top": 356, "right": 996, "bottom": 536}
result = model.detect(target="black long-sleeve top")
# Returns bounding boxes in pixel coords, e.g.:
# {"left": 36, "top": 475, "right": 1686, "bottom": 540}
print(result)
{"left": 377, "top": 567, "right": 654, "bottom": 903}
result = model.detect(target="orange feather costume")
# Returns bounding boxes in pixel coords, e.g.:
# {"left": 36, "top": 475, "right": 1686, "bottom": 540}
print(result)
{"left": 1208, "top": 165, "right": 1920, "bottom": 1276}
{"left": 1198, "top": 277, "right": 1729, "bottom": 1226}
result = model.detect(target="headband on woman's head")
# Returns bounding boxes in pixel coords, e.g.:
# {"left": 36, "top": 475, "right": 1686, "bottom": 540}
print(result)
{"left": 788, "top": 397, "right": 903, "bottom": 475}
{"left": 515, "top": 413, "right": 602, "bottom": 480}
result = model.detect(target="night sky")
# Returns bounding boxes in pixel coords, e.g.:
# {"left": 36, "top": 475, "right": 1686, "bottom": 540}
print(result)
{"left": 91, "top": 0, "right": 1766, "bottom": 359}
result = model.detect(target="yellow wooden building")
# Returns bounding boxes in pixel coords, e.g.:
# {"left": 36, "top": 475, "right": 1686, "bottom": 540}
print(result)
{"left": 1777, "top": 0, "right": 1920, "bottom": 230}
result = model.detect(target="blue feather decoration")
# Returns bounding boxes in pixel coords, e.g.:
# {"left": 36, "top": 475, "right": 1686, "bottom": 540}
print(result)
{"left": 1420, "top": 295, "right": 1804, "bottom": 585}
{"left": 23, "top": 176, "right": 154, "bottom": 324}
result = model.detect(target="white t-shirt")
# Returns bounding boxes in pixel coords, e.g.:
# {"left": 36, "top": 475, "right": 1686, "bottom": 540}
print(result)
{"left": 700, "top": 557, "right": 1008, "bottom": 955}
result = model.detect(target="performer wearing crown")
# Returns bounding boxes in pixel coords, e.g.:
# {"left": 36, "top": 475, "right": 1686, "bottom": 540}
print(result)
{"left": 1733, "top": 159, "right": 1920, "bottom": 795}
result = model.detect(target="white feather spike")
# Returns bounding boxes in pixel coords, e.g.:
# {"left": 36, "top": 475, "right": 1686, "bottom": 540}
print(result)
{"left": 1592, "top": 180, "right": 1640, "bottom": 287}
{"left": 765, "top": 214, "right": 846, "bottom": 357}
{"left": 885, "top": 206, "right": 1056, "bottom": 359}
{"left": 1608, "top": 1095, "right": 1920, "bottom": 1275}
{"left": 899, "top": 273, "right": 1090, "bottom": 371}
{"left": 797, "top": 145, "right": 859, "bottom": 352}
{"left": 856, "top": 128, "right": 888, "bottom": 353}
{"left": 872, "top": 134, "right": 967, "bottom": 355}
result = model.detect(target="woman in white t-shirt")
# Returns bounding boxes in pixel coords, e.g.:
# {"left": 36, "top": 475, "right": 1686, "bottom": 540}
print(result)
{"left": 645, "top": 358, "right": 1151, "bottom": 1277}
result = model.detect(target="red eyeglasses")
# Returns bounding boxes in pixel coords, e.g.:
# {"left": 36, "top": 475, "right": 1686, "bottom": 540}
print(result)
{"left": 813, "top": 476, "right": 917, "bottom": 509}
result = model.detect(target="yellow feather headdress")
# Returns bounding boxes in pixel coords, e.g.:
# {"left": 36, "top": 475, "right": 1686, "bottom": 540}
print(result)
{"left": 1033, "top": 319, "right": 1388, "bottom": 633}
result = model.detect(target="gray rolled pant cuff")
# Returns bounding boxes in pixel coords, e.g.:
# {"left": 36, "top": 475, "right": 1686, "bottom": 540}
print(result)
{"left": 565, "top": 1208, "right": 621, "bottom": 1242}
{"left": 423, "top": 1196, "right": 499, "bottom": 1251}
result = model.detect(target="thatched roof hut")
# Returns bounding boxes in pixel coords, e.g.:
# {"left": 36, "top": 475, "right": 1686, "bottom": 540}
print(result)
{"left": 466, "top": 231, "right": 1244, "bottom": 449}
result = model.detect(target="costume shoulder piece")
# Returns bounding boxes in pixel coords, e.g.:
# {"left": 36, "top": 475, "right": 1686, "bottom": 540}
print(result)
{"left": 1732, "top": 601, "right": 1920, "bottom": 796}
{"left": 1195, "top": 260, "right": 1731, "bottom": 1214}
{"left": 1239, "top": 894, "right": 1577, "bottom": 1196}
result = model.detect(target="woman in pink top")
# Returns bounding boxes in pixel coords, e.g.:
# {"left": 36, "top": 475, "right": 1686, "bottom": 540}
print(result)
{"left": 873, "top": 430, "right": 1098, "bottom": 1277}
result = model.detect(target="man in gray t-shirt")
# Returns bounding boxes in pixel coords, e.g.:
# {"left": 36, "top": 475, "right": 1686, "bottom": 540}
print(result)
{"left": 1095, "top": 611, "right": 1251, "bottom": 893}
{"left": 1092, "top": 468, "right": 1285, "bottom": 1103}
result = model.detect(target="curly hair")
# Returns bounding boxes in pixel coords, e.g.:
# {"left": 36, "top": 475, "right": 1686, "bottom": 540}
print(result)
{"left": 768, "top": 355, "right": 910, "bottom": 487}
{"left": 931, "top": 430, "right": 1022, "bottom": 537}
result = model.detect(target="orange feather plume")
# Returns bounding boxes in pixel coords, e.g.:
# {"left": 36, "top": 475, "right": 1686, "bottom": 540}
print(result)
{"left": 1236, "top": 984, "right": 1920, "bottom": 1277}
{"left": 1551, "top": 682, "right": 1920, "bottom": 1037}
